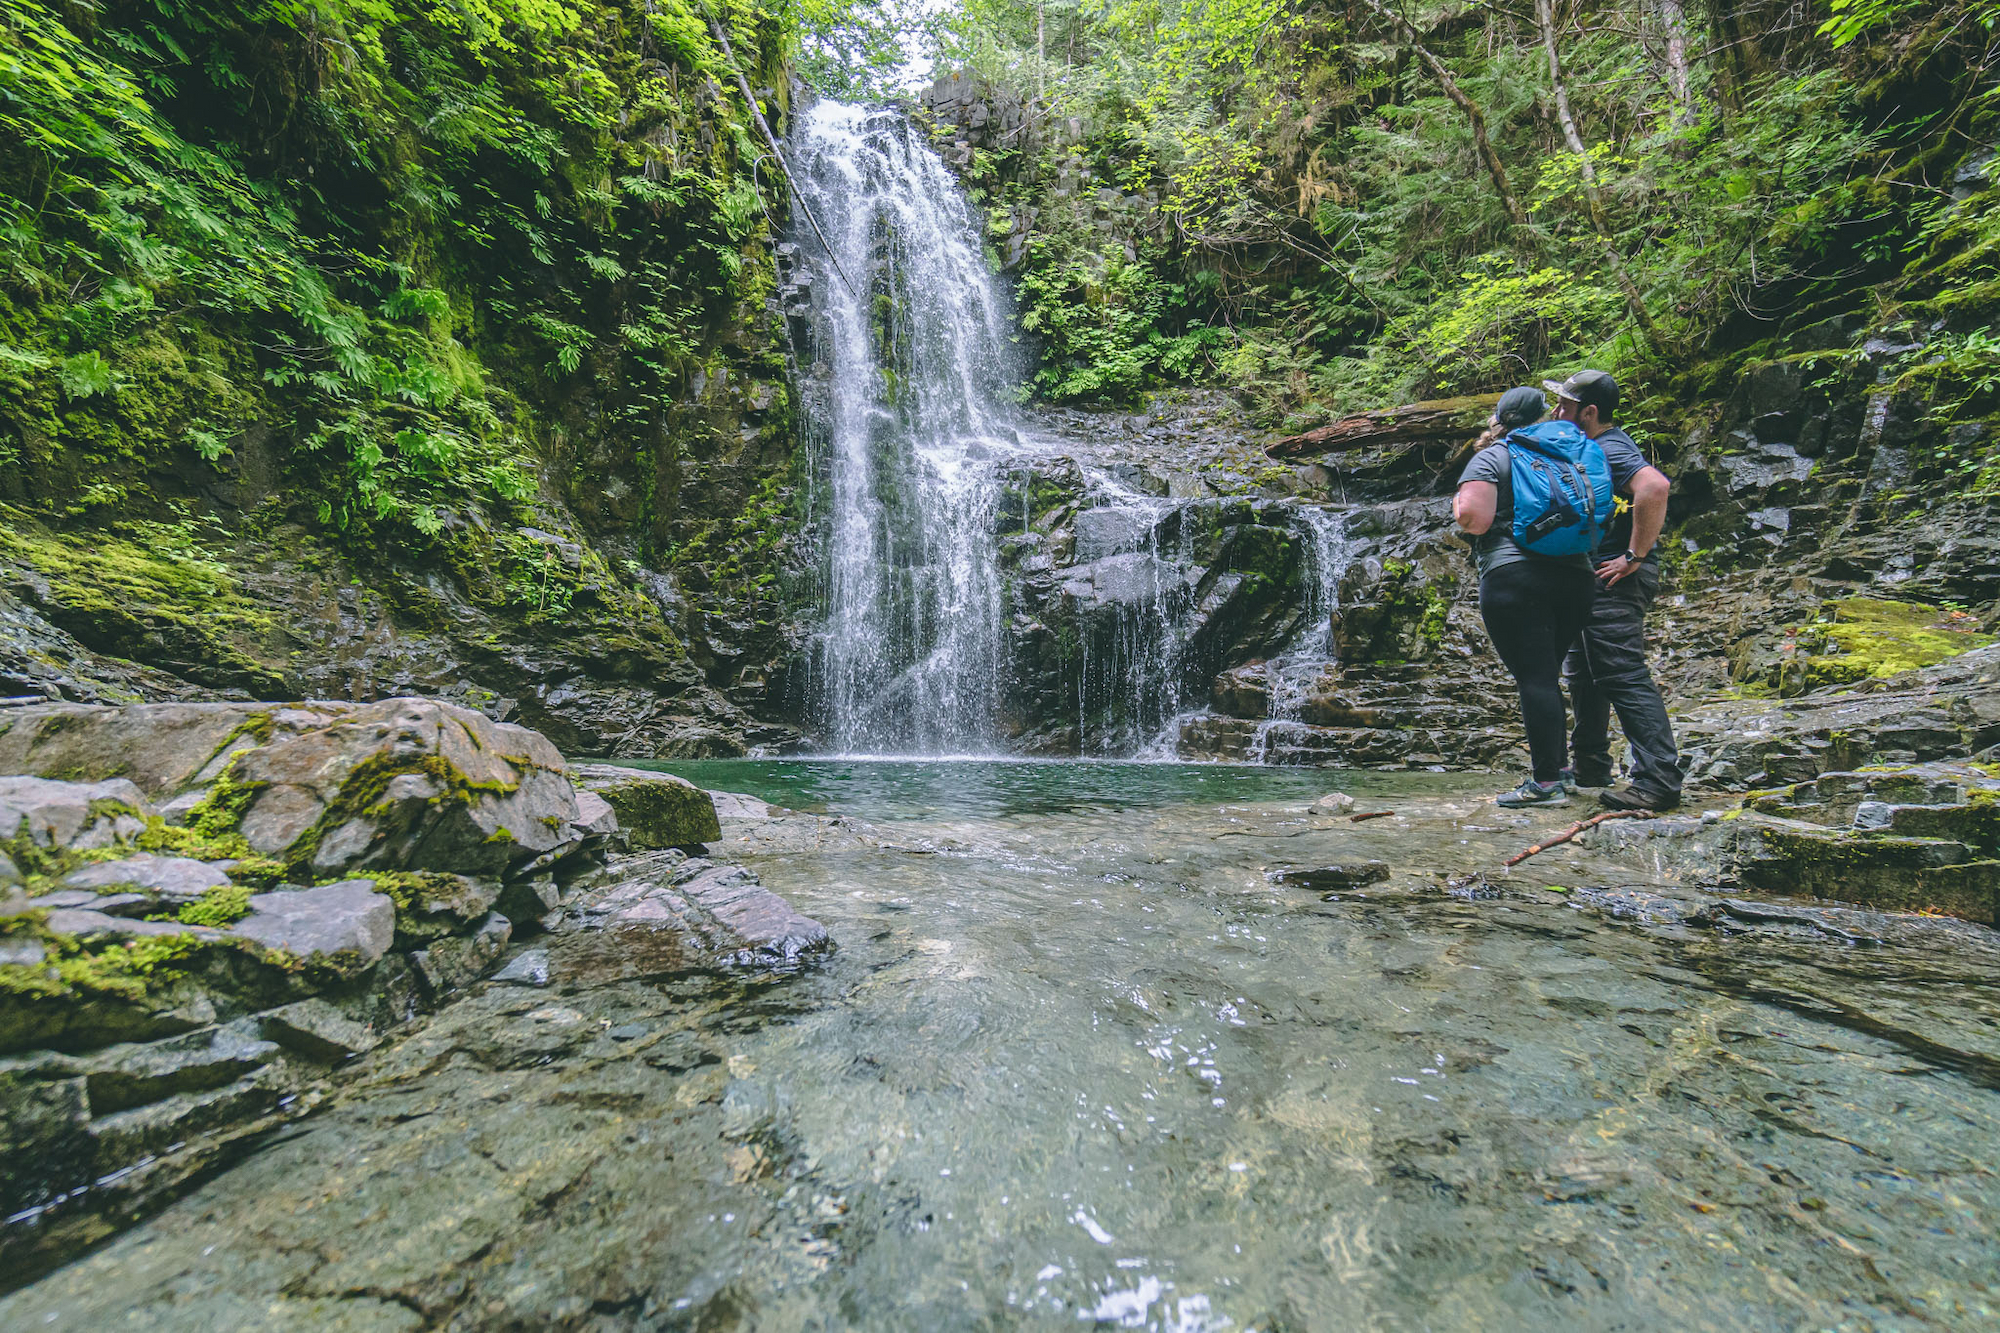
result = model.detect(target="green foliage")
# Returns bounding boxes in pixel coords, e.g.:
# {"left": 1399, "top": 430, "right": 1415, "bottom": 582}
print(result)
{"left": 1404, "top": 265, "right": 1616, "bottom": 396}
{"left": 172, "top": 884, "right": 254, "bottom": 928}
{"left": 1018, "top": 243, "right": 1203, "bottom": 401}
{"left": 933, "top": 0, "right": 1991, "bottom": 421}
{"left": 0, "top": 0, "right": 798, "bottom": 548}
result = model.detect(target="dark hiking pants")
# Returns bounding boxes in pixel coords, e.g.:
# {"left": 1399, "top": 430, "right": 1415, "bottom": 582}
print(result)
{"left": 1563, "top": 559, "right": 1683, "bottom": 796}
{"left": 1480, "top": 560, "right": 1597, "bottom": 784}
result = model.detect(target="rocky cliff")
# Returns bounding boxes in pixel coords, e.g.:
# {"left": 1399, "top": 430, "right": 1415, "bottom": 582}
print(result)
{"left": 0, "top": 0, "right": 819, "bottom": 760}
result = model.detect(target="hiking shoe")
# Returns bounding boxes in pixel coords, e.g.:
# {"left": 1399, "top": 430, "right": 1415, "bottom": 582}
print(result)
{"left": 1566, "top": 766, "right": 1613, "bottom": 790}
{"left": 1497, "top": 779, "right": 1569, "bottom": 808}
{"left": 1599, "top": 784, "right": 1679, "bottom": 812}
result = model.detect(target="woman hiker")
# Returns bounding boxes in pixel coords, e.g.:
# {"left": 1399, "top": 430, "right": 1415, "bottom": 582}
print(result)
{"left": 1452, "top": 385, "right": 1611, "bottom": 807}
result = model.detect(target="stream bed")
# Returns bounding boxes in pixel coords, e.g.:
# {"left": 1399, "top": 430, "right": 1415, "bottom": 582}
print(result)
{"left": 6, "top": 761, "right": 1998, "bottom": 1330}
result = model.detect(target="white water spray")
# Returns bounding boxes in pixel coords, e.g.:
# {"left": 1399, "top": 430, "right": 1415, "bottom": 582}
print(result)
{"left": 790, "top": 101, "right": 1025, "bottom": 754}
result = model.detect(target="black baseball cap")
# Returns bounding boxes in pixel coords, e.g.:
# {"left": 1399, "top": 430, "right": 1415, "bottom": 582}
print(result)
{"left": 1543, "top": 368, "right": 1618, "bottom": 419}
{"left": 1494, "top": 385, "right": 1547, "bottom": 428}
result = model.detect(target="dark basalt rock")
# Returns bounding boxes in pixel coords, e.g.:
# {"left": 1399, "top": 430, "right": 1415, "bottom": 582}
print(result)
{"left": 1273, "top": 861, "right": 1393, "bottom": 891}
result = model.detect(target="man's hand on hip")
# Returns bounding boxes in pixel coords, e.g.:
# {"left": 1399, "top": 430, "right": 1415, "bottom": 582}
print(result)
{"left": 1596, "top": 555, "right": 1641, "bottom": 586}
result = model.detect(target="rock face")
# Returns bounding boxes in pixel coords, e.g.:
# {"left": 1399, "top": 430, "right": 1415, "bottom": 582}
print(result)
{"left": 0, "top": 695, "right": 823, "bottom": 1280}
{"left": 1586, "top": 760, "right": 2000, "bottom": 926}
{"left": 0, "top": 700, "right": 592, "bottom": 1273}
{"left": 1674, "top": 645, "right": 2000, "bottom": 789}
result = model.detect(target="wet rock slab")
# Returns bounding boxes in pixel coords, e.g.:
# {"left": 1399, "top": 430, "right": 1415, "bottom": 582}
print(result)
{"left": 554, "top": 849, "right": 834, "bottom": 980}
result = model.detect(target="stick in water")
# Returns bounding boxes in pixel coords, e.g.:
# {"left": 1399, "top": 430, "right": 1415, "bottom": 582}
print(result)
{"left": 1350, "top": 810, "right": 1396, "bottom": 822}
{"left": 1504, "top": 810, "right": 1652, "bottom": 866}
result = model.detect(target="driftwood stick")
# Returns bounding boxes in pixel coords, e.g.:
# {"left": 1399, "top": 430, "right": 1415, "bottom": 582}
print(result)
{"left": 1504, "top": 810, "right": 1652, "bottom": 866}
{"left": 704, "top": 12, "right": 857, "bottom": 299}
{"left": 1350, "top": 810, "right": 1396, "bottom": 823}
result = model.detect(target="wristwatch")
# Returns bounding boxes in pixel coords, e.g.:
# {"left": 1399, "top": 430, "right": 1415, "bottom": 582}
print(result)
{"left": 1621, "top": 548, "right": 1639, "bottom": 562}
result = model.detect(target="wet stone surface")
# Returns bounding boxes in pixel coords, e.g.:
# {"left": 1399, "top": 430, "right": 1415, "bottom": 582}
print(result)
{"left": 6, "top": 762, "right": 1999, "bottom": 1330}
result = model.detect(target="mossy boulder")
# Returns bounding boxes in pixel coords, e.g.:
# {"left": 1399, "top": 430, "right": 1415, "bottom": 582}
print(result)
{"left": 0, "top": 698, "right": 589, "bottom": 878}
{"left": 1780, "top": 598, "right": 1996, "bottom": 694}
{"left": 569, "top": 764, "right": 721, "bottom": 849}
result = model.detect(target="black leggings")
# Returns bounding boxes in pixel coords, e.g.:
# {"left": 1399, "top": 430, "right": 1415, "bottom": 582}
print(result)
{"left": 1479, "top": 560, "right": 1597, "bottom": 783}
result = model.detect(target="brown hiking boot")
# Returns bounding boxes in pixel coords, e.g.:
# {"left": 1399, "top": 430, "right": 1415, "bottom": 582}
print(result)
{"left": 1598, "top": 784, "right": 1679, "bottom": 812}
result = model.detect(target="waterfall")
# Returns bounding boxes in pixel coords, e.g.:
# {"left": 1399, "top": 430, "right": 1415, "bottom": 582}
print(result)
{"left": 789, "top": 101, "right": 1024, "bottom": 754}
{"left": 784, "top": 101, "right": 1354, "bottom": 765}
{"left": 1246, "top": 506, "right": 1353, "bottom": 763}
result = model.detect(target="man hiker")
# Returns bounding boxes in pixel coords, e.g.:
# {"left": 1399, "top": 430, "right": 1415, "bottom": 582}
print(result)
{"left": 1545, "top": 369, "right": 1684, "bottom": 811}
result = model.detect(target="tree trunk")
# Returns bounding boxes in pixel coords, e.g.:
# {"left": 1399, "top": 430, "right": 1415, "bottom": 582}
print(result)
{"left": 1037, "top": 0, "right": 1046, "bottom": 100}
{"left": 1355, "top": 0, "right": 1528, "bottom": 230}
{"left": 1533, "top": 0, "right": 1660, "bottom": 344}
{"left": 1654, "top": 0, "right": 1694, "bottom": 128}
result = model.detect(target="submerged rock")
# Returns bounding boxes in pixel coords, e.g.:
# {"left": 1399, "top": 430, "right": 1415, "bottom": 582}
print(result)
{"left": 1273, "top": 861, "right": 1392, "bottom": 891}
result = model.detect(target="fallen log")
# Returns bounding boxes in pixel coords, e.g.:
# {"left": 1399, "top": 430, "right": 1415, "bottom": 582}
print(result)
{"left": 1504, "top": 809, "right": 1653, "bottom": 866}
{"left": 1350, "top": 809, "right": 1396, "bottom": 822}
{"left": 1267, "top": 395, "right": 1491, "bottom": 459}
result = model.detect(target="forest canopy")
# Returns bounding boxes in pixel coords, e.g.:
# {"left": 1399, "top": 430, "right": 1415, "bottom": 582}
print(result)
{"left": 914, "top": 0, "right": 2000, "bottom": 425}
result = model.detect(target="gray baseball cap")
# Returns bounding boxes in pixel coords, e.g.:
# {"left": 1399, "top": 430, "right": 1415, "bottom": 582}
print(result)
{"left": 1543, "top": 368, "right": 1619, "bottom": 417}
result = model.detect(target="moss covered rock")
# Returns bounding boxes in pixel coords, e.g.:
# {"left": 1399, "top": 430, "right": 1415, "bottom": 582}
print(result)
{"left": 1777, "top": 597, "right": 1997, "bottom": 694}
{"left": 569, "top": 763, "right": 721, "bottom": 848}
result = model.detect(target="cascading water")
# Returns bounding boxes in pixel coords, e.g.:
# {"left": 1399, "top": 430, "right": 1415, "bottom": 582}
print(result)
{"left": 789, "top": 101, "right": 1025, "bottom": 754}
{"left": 1246, "top": 506, "right": 1355, "bottom": 762}
{"left": 786, "top": 101, "right": 1355, "bottom": 764}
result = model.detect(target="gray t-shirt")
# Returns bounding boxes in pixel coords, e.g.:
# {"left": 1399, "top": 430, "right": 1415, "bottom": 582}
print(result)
{"left": 1458, "top": 444, "right": 1591, "bottom": 577}
{"left": 1591, "top": 426, "right": 1655, "bottom": 562}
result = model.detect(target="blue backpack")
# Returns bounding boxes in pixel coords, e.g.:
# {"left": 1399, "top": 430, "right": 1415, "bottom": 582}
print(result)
{"left": 1506, "top": 421, "right": 1614, "bottom": 557}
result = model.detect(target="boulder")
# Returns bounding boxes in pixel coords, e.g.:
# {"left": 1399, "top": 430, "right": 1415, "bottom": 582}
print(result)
{"left": 0, "top": 698, "right": 586, "bottom": 878}
{"left": 257, "top": 999, "right": 380, "bottom": 1063}
{"left": 227, "top": 698, "right": 581, "bottom": 876}
{"left": 570, "top": 763, "right": 721, "bottom": 848}
{"left": 0, "top": 776, "right": 151, "bottom": 853}
{"left": 0, "top": 702, "right": 272, "bottom": 801}
{"left": 231, "top": 881, "right": 395, "bottom": 973}
{"left": 63, "top": 855, "right": 232, "bottom": 901}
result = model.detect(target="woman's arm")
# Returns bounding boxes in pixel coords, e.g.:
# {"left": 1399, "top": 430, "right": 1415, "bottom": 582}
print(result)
{"left": 1454, "top": 480, "right": 1497, "bottom": 535}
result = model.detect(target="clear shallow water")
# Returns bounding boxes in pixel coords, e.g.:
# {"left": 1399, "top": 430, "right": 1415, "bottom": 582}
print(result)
{"left": 8, "top": 762, "right": 2000, "bottom": 1330}
{"left": 625, "top": 758, "right": 1492, "bottom": 822}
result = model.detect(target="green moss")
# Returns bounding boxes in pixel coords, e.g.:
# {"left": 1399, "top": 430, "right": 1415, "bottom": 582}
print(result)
{"left": 361, "top": 870, "right": 491, "bottom": 941}
{"left": 1794, "top": 597, "right": 1995, "bottom": 690}
{"left": 0, "top": 512, "right": 287, "bottom": 693}
{"left": 282, "top": 751, "right": 514, "bottom": 875}
{"left": 0, "top": 923, "right": 202, "bottom": 1004}
{"left": 1420, "top": 585, "right": 1452, "bottom": 647}
{"left": 172, "top": 884, "right": 252, "bottom": 928}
